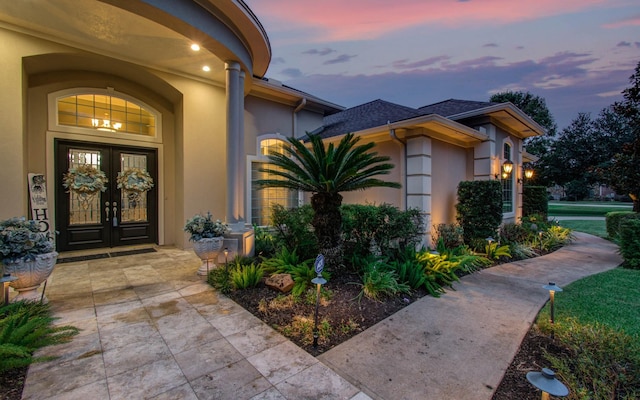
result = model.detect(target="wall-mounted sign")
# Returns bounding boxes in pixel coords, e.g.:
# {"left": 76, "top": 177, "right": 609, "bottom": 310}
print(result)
{"left": 28, "top": 173, "right": 51, "bottom": 233}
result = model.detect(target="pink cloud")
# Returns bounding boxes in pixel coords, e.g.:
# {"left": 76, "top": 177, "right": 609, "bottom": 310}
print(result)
{"left": 603, "top": 15, "right": 640, "bottom": 28}
{"left": 248, "top": 0, "right": 614, "bottom": 41}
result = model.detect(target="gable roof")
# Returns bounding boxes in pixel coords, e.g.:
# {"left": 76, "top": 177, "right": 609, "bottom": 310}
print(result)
{"left": 417, "top": 99, "right": 498, "bottom": 117}
{"left": 311, "top": 99, "right": 421, "bottom": 138}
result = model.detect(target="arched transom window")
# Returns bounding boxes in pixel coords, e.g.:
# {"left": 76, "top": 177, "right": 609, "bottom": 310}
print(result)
{"left": 57, "top": 93, "right": 157, "bottom": 137}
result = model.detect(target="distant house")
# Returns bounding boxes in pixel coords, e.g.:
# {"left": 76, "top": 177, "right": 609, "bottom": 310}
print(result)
{"left": 0, "top": 1, "right": 542, "bottom": 255}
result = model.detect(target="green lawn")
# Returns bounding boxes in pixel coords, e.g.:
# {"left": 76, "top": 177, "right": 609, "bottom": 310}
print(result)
{"left": 549, "top": 201, "right": 632, "bottom": 217}
{"left": 540, "top": 267, "right": 640, "bottom": 338}
{"left": 556, "top": 219, "right": 607, "bottom": 238}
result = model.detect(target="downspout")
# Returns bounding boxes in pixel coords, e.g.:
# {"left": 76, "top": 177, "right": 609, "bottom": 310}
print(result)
{"left": 293, "top": 98, "right": 307, "bottom": 138}
{"left": 388, "top": 122, "right": 407, "bottom": 210}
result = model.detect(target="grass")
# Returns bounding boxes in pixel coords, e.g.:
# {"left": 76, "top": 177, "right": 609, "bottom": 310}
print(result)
{"left": 539, "top": 267, "right": 640, "bottom": 338}
{"left": 536, "top": 267, "right": 640, "bottom": 399}
{"left": 549, "top": 201, "right": 632, "bottom": 217}
{"left": 557, "top": 219, "right": 607, "bottom": 238}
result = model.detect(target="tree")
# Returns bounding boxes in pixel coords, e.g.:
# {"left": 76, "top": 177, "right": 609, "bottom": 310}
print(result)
{"left": 256, "top": 133, "right": 401, "bottom": 269}
{"left": 608, "top": 61, "right": 640, "bottom": 212}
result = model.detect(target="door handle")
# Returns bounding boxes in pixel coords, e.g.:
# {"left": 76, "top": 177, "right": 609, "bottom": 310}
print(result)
{"left": 105, "top": 202, "right": 110, "bottom": 222}
{"left": 112, "top": 202, "right": 118, "bottom": 227}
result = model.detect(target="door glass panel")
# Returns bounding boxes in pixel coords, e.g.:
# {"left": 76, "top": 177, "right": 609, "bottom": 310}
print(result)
{"left": 68, "top": 149, "right": 102, "bottom": 225}
{"left": 120, "top": 154, "right": 149, "bottom": 223}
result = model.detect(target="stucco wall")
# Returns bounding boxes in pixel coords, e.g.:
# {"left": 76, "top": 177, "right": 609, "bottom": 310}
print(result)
{"left": 431, "top": 140, "right": 467, "bottom": 230}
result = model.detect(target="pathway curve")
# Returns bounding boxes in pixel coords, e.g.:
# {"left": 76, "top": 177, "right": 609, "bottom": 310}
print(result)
{"left": 318, "top": 232, "right": 622, "bottom": 400}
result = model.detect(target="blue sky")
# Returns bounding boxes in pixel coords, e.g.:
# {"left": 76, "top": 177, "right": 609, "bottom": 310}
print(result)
{"left": 245, "top": 0, "right": 640, "bottom": 130}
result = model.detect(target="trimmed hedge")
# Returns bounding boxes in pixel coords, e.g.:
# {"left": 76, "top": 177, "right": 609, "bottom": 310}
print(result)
{"left": 523, "top": 186, "right": 548, "bottom": 218}
{"left": 605, "top": 211, "right": 640, "bottom": 240}
{"left": 619, "top": 218, "right": 640, "bottom": 269}
{"left": 456, "top": 180, "right": 503, "bottom": 246}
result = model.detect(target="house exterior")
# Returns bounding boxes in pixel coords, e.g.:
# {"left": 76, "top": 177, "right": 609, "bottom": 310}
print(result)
{"left": 311, "top": 99, "right": 544, "bottom": 246}
{"left": 0, "top": 1, "right": 542, "bottom": 254}
{"left": 0, "top": 0, "right": 341, "bottom": 254}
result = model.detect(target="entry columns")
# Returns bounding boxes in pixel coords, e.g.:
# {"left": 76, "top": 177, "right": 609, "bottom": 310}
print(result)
{"left": 225, "top": 61, "right": 245, "bottom": 229}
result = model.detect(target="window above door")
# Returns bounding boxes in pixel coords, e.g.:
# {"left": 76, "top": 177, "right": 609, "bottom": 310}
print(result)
{"left": 48, "top": 88, "right": 162, "bottom": 143}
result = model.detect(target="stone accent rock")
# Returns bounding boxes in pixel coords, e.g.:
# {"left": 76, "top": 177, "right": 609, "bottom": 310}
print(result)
{"left": 265, "top": 273, "right": 295, "bottom": 293}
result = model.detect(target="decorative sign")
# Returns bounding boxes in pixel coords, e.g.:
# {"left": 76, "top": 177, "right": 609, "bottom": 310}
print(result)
{"left": 28, "top": 173, "right": 51, "bottom": 233}
{"left": 314, "top": 254, "right": 325, "bottom": 275}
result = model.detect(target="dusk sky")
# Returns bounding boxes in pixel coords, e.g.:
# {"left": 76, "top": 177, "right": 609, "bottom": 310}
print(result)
{"left": 245, "top": 0, "right": 640, "bottom": 130}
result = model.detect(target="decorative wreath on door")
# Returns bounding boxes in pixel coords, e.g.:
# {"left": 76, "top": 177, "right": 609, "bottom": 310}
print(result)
{"left": 62, "top": 164, "right": 108, "bottom": 209}
{"left": 117, "top": 168, "right": 154, "bottom": 209}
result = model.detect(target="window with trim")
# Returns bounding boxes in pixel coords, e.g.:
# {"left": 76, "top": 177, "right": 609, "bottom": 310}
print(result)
{"left": 502, "top": 142, "right": 514, "bottom": 213}
{"left": 250, "top": 138, "right": 298, "bottom": 226}
{"left": 56, "top": 93, "right": 156, "bottom": 137}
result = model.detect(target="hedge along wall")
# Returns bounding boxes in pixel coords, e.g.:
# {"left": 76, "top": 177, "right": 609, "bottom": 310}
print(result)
{"left": 605, "top": 211, "right": 640, "bottom": 240}
{"left": 456, "top": 180, "right": 503, "bottom": 246}
{"left": 523, "top": 186, "right": 549, "bottom": 218}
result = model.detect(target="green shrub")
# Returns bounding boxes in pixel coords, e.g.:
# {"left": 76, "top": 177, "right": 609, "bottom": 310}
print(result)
{"left": 605, "top": 211, "right": 639, "bottom": 240}
{"left": 431, "top": 223, "right": 464, "bottom": 249}
{"left": 538, "top": 317, "right": 640, "bottom": 399}
{"left": 356, "top": 259, "right": 410, "bottom": 302}
{"left": 253, "top": 225, "right": 277, "bottom": 258}
{"left": 483, "top": 242, "right": 512, "bottom": 261}
{"left": 230, "top": 263, "right": 264, "bottom": 289}
{"left": 341, "top": 204, "right": 423, "bottom": 258}
{"left": 456, "top": 181, "right": 503, "bottom": 246}
{"left": 541, "top": 225, "right": 574, "bottom": 252}
{"left": 270, "top": 204, "right": 318, "bottom": 260}
{"left": 522, "top": 186, "right": 549, "bottom": 218}
{"left": 261, "top": 247, "right": 328, "bottom": 296}
{"left": 499, "top": 222, "right": 531, "bottom": 244}
{"left": 0, "top": 301, "right": 79, "bottom": 372}
{"left": 619, "top": 218, "right": 640, "bottom": 269}
{"left": 509, "top": 242, "right": 538, "bottom": 260}
{"left": 207, "top": 268, "right": 232, "bottom": 294}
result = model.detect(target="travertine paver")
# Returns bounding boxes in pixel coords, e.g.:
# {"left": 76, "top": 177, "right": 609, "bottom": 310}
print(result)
{"left": 21, "top": 247, "right": 367, "bottom": 400}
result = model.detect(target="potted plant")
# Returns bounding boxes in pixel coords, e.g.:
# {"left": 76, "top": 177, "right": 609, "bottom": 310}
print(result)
{"left": 184, "top": 212, "right": 229, "bottom": 275}
{"left": 0, "top": 217, "right": 57, "bottom": 302}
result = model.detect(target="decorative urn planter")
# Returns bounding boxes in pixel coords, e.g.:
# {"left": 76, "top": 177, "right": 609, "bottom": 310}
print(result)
{"left": 192, "top": 237, "right": 224, "bottom": 276}
{"left": 2, "top": 251, "right": 58, "bottom": 303}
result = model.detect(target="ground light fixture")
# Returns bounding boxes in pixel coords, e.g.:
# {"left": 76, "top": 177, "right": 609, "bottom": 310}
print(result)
{"left": 543, "top": 282, "right": 563, "bottom": 338}
{"left": 1, "top": 273, "right": 18, "bottom": 306}
{"left": 526, "top": 368, "right": 569, "bottom": 399}
{"left": 311, "top": 254, "right": 327, "bottom": 349}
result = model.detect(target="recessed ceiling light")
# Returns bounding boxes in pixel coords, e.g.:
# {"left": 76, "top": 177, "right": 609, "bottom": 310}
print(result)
{"left": 202, "top": 66, "right": 210, "bottom": 72}
{"left": 191, "top": 44, "right": 200, "bottom": 51}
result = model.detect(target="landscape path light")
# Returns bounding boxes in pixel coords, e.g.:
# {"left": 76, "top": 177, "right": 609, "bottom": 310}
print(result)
{"left": 311, "top": 254, "right": 327, "bottom": 349}
{"left": 543, "top": 282, "right": 563, "bottom": 338}
{"left": 527, "top": 368, "right": 569, "bottom": 400}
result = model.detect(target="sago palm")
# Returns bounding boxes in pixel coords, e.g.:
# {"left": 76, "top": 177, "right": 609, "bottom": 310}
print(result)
{"left": 256, "top": 132, "right": 400, "bottom": 270}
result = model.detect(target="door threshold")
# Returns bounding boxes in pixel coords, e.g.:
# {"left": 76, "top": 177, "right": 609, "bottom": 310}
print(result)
{"left": 57, "top": 245, "right": 157, "bottom": 264}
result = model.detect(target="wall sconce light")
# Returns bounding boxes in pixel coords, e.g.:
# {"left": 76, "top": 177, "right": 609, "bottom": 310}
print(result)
{"left": 502, "top": 160, "right": 514, "bottom": 174}
{"left": 518, "top": 167, "right": 535, "bottom": 184}
{"left": 527, "top": 368, "right": 569, "bottom": 399}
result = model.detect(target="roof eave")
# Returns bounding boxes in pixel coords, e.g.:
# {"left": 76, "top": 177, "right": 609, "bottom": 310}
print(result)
{"left": 447, "top": 103, "right": 546, "bottom": 138}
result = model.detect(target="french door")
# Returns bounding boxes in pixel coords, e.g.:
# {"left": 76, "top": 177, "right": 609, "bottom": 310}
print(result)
{"left": 55, "top": 140, "right": 158, "bottom": 251}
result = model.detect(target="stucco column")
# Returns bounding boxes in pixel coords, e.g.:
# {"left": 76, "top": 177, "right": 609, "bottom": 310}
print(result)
{"left": 474, "top": 124, "right": 496, "bottom": 181}
{"left": 225, "top": 61, "right": 245, "bottom": 228}
{"left": 406, "top": 136, "right": 432, "bottom": 248}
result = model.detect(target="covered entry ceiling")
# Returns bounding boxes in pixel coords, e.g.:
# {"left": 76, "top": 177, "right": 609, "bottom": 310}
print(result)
{"left": 0, "top": 0, "right": 270, "bottom": 86}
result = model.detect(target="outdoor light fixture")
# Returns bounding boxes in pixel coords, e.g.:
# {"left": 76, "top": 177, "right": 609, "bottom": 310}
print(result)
{"left": 502, "top": 160, "right": 514, "bottom": 174}
{"left": 526, "top": 368, "right": 569, "bottom": 399}
{"left": 190, "top": 43, "right": 200, "bottom": 51}
{"left": 1, "top": 273, "right": 18, "bottom": 306}
{"left": 311, "top": 254, "right": 327, "bottom": 349}
{"left": 543, "top": 282, "right": 563, "bottom": 338}
{"left": 518, "top": 167, "right": 535, "bottom": 184}
{"left": 486, "top": 236, "right": 495, "bottom": 245}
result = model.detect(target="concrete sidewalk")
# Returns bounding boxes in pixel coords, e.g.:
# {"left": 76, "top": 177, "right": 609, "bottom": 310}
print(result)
{"left": 19, "top": 232, "right": 621, "bottom": 399}
{"left": 318, "top": 232, "right": 622, "bottom": 400}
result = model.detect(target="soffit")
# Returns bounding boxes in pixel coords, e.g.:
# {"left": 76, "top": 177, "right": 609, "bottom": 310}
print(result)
{"left": 0, "top": 0, "right": 270, "bottom": 86}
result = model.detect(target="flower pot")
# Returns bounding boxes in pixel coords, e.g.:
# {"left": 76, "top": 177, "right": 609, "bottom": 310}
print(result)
{"left": 192, "top": 237, "right": 224, "bottom": 276}
{"left": 2, "top": 251, "right": 58, "bottom": 303}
